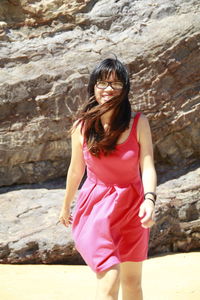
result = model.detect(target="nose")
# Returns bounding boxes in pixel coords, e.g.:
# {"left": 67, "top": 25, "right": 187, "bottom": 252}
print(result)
{"left": 104, "top": 83, "right": 113, "bottom": 91}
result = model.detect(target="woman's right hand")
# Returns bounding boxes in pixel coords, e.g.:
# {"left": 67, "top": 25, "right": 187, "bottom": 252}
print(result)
{"left": 58, "top": 206, "right": 73, "bottom": 227}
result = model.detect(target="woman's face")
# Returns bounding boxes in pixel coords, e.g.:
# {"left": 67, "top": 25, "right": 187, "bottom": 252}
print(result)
{"left": 94, "top": 72, "right": 123, "bottom": 105}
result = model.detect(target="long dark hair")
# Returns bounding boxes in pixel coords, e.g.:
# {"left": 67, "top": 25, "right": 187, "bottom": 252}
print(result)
{"left": 75, "top": 58, "right": 131, "bottom": 157}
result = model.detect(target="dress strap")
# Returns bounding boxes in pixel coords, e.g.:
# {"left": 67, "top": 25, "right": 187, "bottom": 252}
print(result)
{"left": 132, "top": 112, "right": 141, "bottom": 129}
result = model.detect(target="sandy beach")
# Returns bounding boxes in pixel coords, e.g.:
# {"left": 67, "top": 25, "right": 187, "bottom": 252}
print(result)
{"left": 0, "top": 252, "right": 199, "bottom": 300}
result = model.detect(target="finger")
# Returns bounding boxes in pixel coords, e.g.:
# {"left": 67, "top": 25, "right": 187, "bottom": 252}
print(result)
{"left": 141, "top": 219, "right": 155, "bottom": 228}
{"left": 63, "top": 221, "right": 69, "bottom": 227}
{"left": 68, "top": 217, "right": 72, "bottom": 223}
{"left": 138, "top": 205, "right": 145, "bottom": 218}
{"left": 59, "top": 218, "right": 69, "bottom": 227}
{"left": 141, "top": 213, "right": 155, "bottom": 227}
{"left": 140, "top": 211, "right": 152, "bottom": 224}
{"left": 61, "top": 219, "right": 67, "bottom": 225}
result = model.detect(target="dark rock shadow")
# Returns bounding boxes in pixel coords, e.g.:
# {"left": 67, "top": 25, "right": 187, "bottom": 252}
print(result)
{"left": 0, "top": 170, "right": 87, "bottom": 195}
{"left": 1, "top": 0, "right": 26, "bottom": 27}
{"left": 156, "top": 161, "right": 200, "bottom": 185}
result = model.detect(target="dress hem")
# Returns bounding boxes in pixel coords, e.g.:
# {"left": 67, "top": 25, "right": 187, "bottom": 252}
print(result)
{"left": 94, "top": 256, "right": 148, "bottom": 273}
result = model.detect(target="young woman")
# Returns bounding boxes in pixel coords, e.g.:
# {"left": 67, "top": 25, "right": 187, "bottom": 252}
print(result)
{"left": 59, "top": 58, "right": 157, "bottom": 300}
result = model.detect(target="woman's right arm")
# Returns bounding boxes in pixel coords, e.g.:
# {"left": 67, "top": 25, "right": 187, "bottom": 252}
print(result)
{"left": 59, "top": 123, "right": 86, "bottom": 227}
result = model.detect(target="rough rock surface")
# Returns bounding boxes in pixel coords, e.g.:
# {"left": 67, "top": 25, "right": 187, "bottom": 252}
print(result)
{"left": 149, "top": 165, "right": 200, "bottom": 255}
{"left": 0, "top": 178, "right": 84, "bottom": 264}
{"left": 0, "top": 166, "right": 199, "bottom": 264}
{"left": 0, "top": 0, "right": 200, "bottom": 186}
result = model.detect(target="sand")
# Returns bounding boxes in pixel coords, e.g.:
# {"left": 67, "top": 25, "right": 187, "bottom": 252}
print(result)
{"left": 0, "top": 252, "right": 199, "bottom": 300}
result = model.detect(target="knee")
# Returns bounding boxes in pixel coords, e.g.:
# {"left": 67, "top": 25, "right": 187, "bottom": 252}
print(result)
{"left": 100, "top": 286, "right": 119, "bottom": 298}
{"left": 100, "top": 276, "right": 120, "bottom": 297}
{"left": 121, "top": 274, "right": 142, "bottom": 290}
{"left": 97, "top": 269, "right": 120, "bottom": 298}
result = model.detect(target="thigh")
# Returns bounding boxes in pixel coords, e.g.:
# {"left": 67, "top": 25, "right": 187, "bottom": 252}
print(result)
{"left": 120, "top": 261, "right": 143, "bottom": 285}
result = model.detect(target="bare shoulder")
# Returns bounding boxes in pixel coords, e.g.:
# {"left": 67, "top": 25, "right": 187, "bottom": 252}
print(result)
{"left": 71, "top": 120, "right": 84, "bottom": 145}
{"left": 72, "top": 120, "right": 82, "bottom": 134}
{"left": 132, "top": 111, "right": 149, "bottom": 125}
{"left": 138, "top": 113, "right": 150, "bottom": 128}
{"left": 137, "top": 114, "right": 151, "bottom": 142}
{"left": 139, "top": 113, "right": 149, "bottom": 122}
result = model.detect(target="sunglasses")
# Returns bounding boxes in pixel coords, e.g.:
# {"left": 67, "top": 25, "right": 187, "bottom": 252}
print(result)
{"left": 96, "top": 81, "right": 123, "bottom": 90}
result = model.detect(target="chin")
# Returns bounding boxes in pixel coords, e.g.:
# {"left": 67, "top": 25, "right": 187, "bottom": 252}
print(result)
{"left": 103, "top": 96, "right": 113, "bottom": 101}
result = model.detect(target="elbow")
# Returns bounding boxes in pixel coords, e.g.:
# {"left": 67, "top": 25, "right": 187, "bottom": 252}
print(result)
{"left": 141, "top": 163, "right": 156, "bottom": 175}
{"left": 142, "top": 166, "right": 157, "bottom": 175}
{"left": 141, "top": 166, "right": 157, "bottom": 180}
{"left": 68, "top": 165, "right": 85, "bottom": 182}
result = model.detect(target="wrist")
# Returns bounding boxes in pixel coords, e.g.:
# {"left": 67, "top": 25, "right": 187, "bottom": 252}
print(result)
{"left": 144, "top": 198, "right": 156, "bottom": 205}
{"left": 62, "top": 203, "right": 71, "bottom": 210}
{"left": 144, "top": 192, "right": 157, "bottom": 200}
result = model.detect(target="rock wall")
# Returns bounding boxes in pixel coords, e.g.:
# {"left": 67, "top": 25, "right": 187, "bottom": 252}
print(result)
{"left": 0, "top": 0, "right": 200, "bottom": 263}
{"left": 0, "top": 0, "right": 200, "bottom": 186}
{"left": 0, "top": 167, "right": 199, "bottom": 264}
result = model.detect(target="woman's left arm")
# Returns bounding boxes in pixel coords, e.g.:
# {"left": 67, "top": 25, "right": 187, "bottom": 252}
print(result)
{"left": 137, "top": 114, "right": 157, "bottom": 228}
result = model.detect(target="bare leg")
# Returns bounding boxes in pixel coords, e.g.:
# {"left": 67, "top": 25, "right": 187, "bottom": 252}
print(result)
{"left": 95, "top": 264, "right": 120, "bottom": 300}
{"left": 120, "top": 261, "right": 143, "bottom": 300}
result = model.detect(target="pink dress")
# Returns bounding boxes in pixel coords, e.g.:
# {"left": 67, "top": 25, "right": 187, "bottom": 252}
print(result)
{"left": 72, "top": 112, "right": 149, "bottom": 273}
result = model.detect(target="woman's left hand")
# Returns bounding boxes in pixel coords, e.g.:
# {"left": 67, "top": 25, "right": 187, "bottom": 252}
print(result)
{"left": 138, "top": 199, "right": 155, "bottom": 228}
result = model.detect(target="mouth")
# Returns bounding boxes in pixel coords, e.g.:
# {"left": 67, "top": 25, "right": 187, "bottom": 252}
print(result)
{"left": 102, "top": 94, "right": 113, "bottom": 100}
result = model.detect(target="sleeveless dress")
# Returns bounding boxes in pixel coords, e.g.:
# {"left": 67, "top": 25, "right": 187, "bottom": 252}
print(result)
{"left": 72, "top": 112, "right": 149, "bottom": 273}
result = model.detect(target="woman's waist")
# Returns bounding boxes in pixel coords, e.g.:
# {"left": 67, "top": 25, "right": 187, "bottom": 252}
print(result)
{"left": 86, "top": 170, "right": 141, "bottom": 188}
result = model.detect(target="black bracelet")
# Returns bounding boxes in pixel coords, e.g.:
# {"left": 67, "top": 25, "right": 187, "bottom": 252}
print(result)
{"left": 144, "top": 198, "right": 156, "bottom": 205}
{"left": 144, "top": 192, "right": 157, "bottom": 201}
